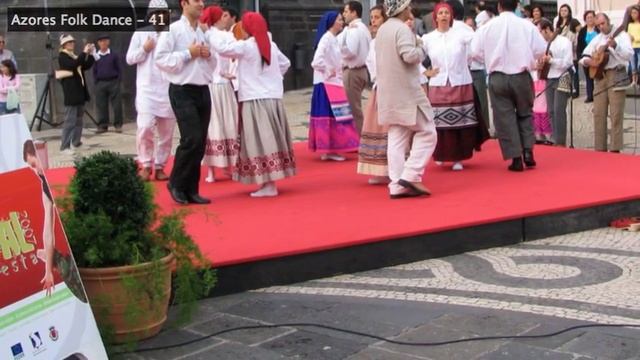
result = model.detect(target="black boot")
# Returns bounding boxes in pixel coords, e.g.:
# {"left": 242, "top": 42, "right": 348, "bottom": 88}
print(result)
{"left": 523, "top": 149, "right": 536, "bottom": 168}
{"left": 508, "top": 157, "right": 524, "bottom": 172}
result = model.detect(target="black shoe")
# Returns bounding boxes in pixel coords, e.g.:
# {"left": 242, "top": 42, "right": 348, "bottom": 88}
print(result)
{"left": 167, "top": 183, "right": 188, "bottom": 205}
{"left": 523, "top": 149, "right": 536, "bottom": 168}
{"left": 610, "top": 150, "right": 621, "bottom": 153}
{"left": 585, "top": 98, "right": 593, "bottom": 103}
{"left": 187, "top": 193, "right": 211, "bottom": 204}
{"left": 508, "top": 157, "right": 524, "bottom": 172}
{"left": 95, "top": 127, "right": 108, "bottom": 134}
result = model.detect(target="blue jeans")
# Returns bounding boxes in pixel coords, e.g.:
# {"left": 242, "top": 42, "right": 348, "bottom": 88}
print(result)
{"left": 629, "top": 48, "right": 640, "bottom": 76}
{"left": 0, "top": 102, "right": 20, "bottom": 115}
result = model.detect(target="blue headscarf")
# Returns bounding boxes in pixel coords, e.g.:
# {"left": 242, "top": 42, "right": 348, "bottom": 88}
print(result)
{"left": 314, "top": 11, "right": 339, "bottom": 49}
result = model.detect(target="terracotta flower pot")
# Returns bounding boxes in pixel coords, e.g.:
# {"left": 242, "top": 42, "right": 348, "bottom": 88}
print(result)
{"left": 79, "top": 253, "right": 175, "bottom": 344}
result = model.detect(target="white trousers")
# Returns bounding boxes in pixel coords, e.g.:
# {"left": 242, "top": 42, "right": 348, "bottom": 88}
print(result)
{"left": 136, "top": 112, "right": 176, "bottom": 169}
{"left": 387, "top": 110, "right": 437, "bottom": 195}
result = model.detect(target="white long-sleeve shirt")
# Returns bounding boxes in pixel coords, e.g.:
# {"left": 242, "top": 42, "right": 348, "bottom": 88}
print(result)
{"left": 215, "top": 36, "right": 290, "bottom": 102}
{"left": 311, "top": 32, "right": 343, "bottom": 85}
{"left": 546, "top": 35, "right": 574, "bottom": 79}
{"left": 337, "top": 18, "right": 371, "bottom": 69}
{"left": 206, "top": 27, "right": 236, "bottom": 84}
{"left": 579, "top": 31, "right": 634, "bottom": 69}
{"left": 423, "top": 28, "right": 473, "bottom": 86}
{"left": 471, "top": 11, "right": 546, "bottom": 75}
{"left": 155, "top": 16, "right": 217, "bottom": 86}
{"left": 126, "top": 31, "right": 174, "bottom": 118}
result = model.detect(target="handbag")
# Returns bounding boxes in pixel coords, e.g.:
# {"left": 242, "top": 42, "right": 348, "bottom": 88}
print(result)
{"left": 557, "top": 73, "right": 572, "bottom": 93}
{"left": 55, "top": 70, "right": 74, "bottom": 80}
{"left": 6, "top": 88, "right": 19, "bottom": 110}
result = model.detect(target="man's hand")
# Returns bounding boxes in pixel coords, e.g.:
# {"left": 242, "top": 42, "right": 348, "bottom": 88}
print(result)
{"left": 188, "top": 40, "right": 201, "bottom": 58}
{"left": 424, "top": 67, "right": 440, "bottom": 78}
{"left": 143, "top": 36, "right": 156, "bottom": 52}
{"left": 199, "top": 42, "right": 211, "bottom": 58}
{"left": 607, "top": 38, "right": 617, "bottom": 49}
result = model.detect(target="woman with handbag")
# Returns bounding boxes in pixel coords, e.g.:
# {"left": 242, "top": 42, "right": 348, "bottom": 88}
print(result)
{"left": 0, "top": 59, "right": 20, "bottom": 115}
{"left": 57, "top": 34, "right": 95, "bottom": 154}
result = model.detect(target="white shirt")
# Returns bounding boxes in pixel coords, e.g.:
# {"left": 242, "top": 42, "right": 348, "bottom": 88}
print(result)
{"left": 126, "top": 31, "right": 174, "bottom": 118}
{"left": 311, "top": 31, "right": 343, "bottom": 85}
{"left": 215, "top": 36, "right": 291, "bottom": 102}
{"left": 206, "top": 27, "right": 236, "bottom": 84}
{"left": 365, "top": 38, "right": 377, "bottom": 84}
{"left": 155, "top": 16, "right": 217, "bottom": 86}
{"left": 546, "top": 35, "right": 573, "bottom": 79}
{"left": 579, "top": 31, "right": 634, "bottom": 70}
{"left": 423, "top": 28, "right": 473, "bottom": 86}
{"left": 337, "top": 18, "right": 371, "bottom": 68}
{"left": 475, "top": 10, "right": 491, "bottom": 28}
{"left": 471, "top": 12, "right": 546, "bottom": 75}
{"left": 93, "top": 48, "right": 111, "bottom": 61}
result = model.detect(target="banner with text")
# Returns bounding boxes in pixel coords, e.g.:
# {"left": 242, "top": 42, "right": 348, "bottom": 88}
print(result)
{"left": 0, "top": 114, "right": 107, "bottom": 360}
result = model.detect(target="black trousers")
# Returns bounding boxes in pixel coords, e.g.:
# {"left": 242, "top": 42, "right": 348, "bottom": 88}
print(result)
{"left": 95, "top": 79, "right": 123, "bottom": 129}
{"left": 168, "top": 84, "right": 211, "bottom": 194}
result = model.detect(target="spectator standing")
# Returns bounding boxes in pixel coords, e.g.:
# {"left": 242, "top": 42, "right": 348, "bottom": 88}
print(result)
{"left": 0, "top": 35, "right": 17, "bottom": 68}
{"left": 0, "top": 59, "right": 20, "bottom": 115}
{"left": 93, "top": 34, "right": 124, "bottom": 133}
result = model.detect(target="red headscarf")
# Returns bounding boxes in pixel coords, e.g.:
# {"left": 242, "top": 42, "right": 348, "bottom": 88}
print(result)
{"left": 200, "top": 6, "right": 223, "bottom": 27}
{"left": 242, "top": 12, "right": 271, "bottom": 65}
{"left": 433, "top": 2, "right": 454, "bottom": 28}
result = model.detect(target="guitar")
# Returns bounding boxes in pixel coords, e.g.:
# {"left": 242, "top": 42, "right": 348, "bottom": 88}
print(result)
{"left": 538, "top": 26, "right": 563, "bottom": 80}
{"left": 589, "top": 7, "right": 632, "bottom": 80}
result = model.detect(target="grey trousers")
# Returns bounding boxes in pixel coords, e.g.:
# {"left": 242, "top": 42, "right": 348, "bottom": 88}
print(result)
{"left": 61, "top": 105, "right": 84, "bottom": 150}
{"left": 471, "top": 69, "right": 490, "bottom": 128}
{"left": 488, "top": 72, "right": 535, "bottom": 160}
{"left": 95, "top": 79, "right": 123, "bottom": 129}
{"left": 544, "top": 78, "right": 570, "bottom": 146}
{"left": 343, "top": 67, "right": 368, "bottom": 134}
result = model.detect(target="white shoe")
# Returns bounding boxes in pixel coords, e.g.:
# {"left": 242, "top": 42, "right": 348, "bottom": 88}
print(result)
{"left": 452, "top": 162, "right": 463, "bottom": 171}
{"left": 250, "top": 182, "right": 278, "bottom": 197}
{"left": 205, "top": 176, "right": 216, "bottom": 183}
{"left": 435, "top": 161, "right": 443, "bottom": 166}
{"left": 368, "top": 176, "right": 390, "bottom": 185}
{"left": 321, "top": 153, "right": 345, "bottom": 161}
{"left": 60, "top": 148, "right": 74, "bottom": 156}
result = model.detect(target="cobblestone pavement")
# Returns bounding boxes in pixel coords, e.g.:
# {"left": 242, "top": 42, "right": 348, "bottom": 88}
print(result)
{"left": 116, "top": 228, "right": 640, "bottom": 360}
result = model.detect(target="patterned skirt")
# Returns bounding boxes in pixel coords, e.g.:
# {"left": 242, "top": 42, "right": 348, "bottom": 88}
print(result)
{"left": 428, "top": 83, "right": 487, "bottom": 162}
{"left": 308, "top": 83, "right": 360, "bottom": 153}
{"left": 533, "top": 79, "right": 552, "bottom": 137}
{"left": 357, "top": 89, "right": 389, "bottom": 176}
{"left": 204, "top": 82, "right": 240, "bottom": 168}
{"left": 233, "top": 99, "right": 296, "bottom": 185}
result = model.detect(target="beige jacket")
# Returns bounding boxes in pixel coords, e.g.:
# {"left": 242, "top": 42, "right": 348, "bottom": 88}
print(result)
{"left": 375, "top": 18, "right": 433, "bottom": 126}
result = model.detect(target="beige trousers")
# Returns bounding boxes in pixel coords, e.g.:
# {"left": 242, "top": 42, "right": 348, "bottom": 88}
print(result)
{"left": 387, "top": 109, "right": 438, "bottom": 195}
{"left": 343, "top": 67, "right": 368, "bottom": 134}
{"left": 593, "top": 68, "right": 626, "bottom": 152}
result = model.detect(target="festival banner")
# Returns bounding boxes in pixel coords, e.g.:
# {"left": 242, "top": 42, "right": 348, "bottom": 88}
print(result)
{"left": 0, "top": 113, "right": 107, "bottom": 360}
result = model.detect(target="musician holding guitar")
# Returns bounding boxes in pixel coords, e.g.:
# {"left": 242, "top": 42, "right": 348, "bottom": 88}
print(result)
{"left": 579, "top": 13, "right": 633, "bottom": 153}
{"left": 537, "top": 19, "right": 574, "bottom": 147}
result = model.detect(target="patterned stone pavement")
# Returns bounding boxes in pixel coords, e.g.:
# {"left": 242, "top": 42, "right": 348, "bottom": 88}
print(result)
{"left": 115, "top": 228, "right": 640, "bottom": 360}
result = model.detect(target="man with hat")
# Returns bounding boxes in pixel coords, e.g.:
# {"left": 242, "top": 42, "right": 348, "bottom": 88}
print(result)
{"left": 93, "top": 33, "right": 124, "bottom": 133}
{"left": 376, "top": 0, "right": 438, "bottom": 199}
{"left": 126, "top": 0, "right": 176, "bottom": 181}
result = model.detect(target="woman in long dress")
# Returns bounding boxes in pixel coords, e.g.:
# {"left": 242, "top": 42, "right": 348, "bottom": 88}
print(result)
{"left": 201, "top": 6, "right": 239, "bottom": 183}
{"left": 422, "top": 2, "right": 488, "bottom": 171}
{"left": 215, "top": 12, "right": 296, "bottom": 197}
{"left": 308, "top": 11, "right": 360, "bottom": 161}
{"left": 356, "top": 5, "right": 389, "bottom": 184}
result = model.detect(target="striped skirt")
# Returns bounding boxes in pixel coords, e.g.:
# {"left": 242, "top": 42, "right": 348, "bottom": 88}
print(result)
{"left": 357, "top": 89, "right": 389, "bottom": 176}
{"left": 308, "top": 83, "right": 360, "bottom": 153}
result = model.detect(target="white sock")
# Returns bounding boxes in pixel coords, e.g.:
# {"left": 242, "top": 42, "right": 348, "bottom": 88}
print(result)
{"left": 205, "top": 168, "right": 215, "bottom": 183}
{"left": 250, "top": 182, "right": 278, "bottom": 197}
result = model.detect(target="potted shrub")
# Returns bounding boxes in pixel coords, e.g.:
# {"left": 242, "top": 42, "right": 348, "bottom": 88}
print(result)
{"left": 57, "top": 151, "right": 216, "bottom": 345}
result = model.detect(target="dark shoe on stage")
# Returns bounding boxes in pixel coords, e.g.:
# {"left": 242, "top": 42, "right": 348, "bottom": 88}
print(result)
{"left": 187, "top": 193, "right": 211, "bottom": 204}
{"left": 390, "top": 190, "right": 423, "bottom": 199}
{"left": 154, "top": 168, "right": 169, "bottom": 181}
{"left": 610, "top": 150, "right": 621, "bottom": 153}
{"left": 523, "top": 149, "right": 536, "bottom": 168}
{"left": 508, "top": 157, "right": 524, "bottom": 172}
{"left": 167, "top": 183, "right": 188, "bottom": 205}
{"left": 95, "top": 127, "right": 108, "bottom": 134}
{"left": 398, "top": 179, "right": 431, "bottom": 195}
{"left": 585, "top": 98, "right": 593, "bottom": 103}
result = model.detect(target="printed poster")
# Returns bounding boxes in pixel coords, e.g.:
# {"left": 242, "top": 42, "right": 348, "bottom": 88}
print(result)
{"left": 0, "top": 113, "right": 108, "bottom": 360}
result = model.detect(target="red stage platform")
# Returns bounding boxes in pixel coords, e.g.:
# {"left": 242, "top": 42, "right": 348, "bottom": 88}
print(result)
{"left": 46, "top": 141, "right": 640, "bottom": 293}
